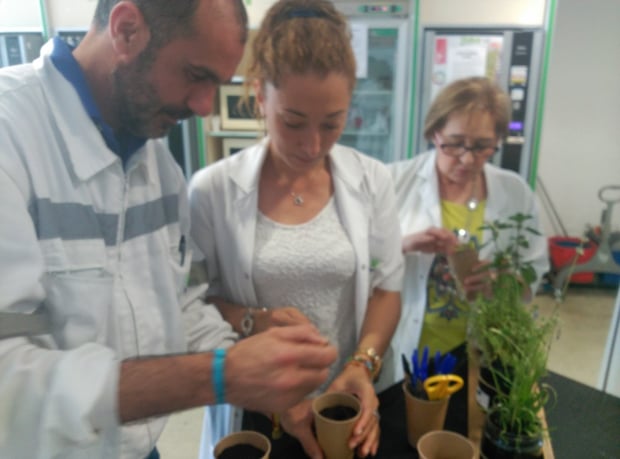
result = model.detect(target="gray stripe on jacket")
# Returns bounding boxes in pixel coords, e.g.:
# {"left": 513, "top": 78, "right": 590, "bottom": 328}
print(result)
{"left": 28, "top": 195, "right": 179, "bottom": 245}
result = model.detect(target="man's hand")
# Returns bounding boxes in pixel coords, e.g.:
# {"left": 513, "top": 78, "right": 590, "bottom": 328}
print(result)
{"left": 225, "top": 324, "right": 337, "bottom": 413}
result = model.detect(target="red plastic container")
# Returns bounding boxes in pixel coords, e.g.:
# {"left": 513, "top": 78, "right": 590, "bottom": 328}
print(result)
{"left": 548, "top": 236, "right": 596, "bottom": 284}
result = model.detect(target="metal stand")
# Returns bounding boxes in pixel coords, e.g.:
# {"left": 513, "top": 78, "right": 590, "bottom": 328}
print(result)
{"left": 554, "top": 185, "right": 620, "bottom": 299}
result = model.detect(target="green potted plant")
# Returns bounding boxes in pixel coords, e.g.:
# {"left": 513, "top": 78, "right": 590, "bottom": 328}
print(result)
{"left": 467, "top": 213, "right": 559, "bottom": 458}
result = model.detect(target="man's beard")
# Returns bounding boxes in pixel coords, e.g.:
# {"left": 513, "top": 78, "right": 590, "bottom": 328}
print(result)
{"left": 111, "top": 48, "right": 192, "bottom": 138}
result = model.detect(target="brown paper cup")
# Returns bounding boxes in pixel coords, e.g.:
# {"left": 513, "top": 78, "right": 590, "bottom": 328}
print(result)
{"left": 312, "top": 392, "right": 361, "bottom": 459}
{"left": 417, "top": 430, "right": 476, "bottom": 459}
{"left": 213, "top": 430, "right": 271, "bottom": 459}
{"left": 447, "top": 246, "right": 479, "bottom": 294}
{"left": 402, "top": 382, "right": 450, "bottom": 448}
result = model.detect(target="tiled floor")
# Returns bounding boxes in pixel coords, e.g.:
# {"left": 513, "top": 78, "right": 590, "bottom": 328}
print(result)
{"left": 156, "top": 286, "right": 618, "bottom": 459}
{"left": 158, "top": 407, "right": 204, "bottom": 459}
{"left": 538, "top": 286, "right": 616, "bottom": 387}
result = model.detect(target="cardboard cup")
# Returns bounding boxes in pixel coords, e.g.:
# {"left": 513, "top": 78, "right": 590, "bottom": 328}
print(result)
{"left": 312, "top": 392, "right": 361, "bottom": 459}
{"left": 417, "top": 430, "right": 476, "bottom": 459}
{"left": 402, "top": 382, "right": 450, "bottom": 448}
{"left": 447, "top": 246, "right": 480, "bottom": 293}
{"left": 213, "top": 430, "right": 271, "bottom": 459}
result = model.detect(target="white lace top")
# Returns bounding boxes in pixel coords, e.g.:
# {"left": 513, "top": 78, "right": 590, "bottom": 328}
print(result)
{"left": 253, "top": 197, "right": 356, "bottom": 390}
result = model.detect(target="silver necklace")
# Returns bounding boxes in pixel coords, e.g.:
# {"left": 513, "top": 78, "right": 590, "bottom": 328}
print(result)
{"left": 291, "top": 192, "right": 304, "bottom": 206}
{"left": 456, "top": 196, "right": 479, "bottom": 244}
{"left": 455, "top": 177, "right": 480, "bottom": 244}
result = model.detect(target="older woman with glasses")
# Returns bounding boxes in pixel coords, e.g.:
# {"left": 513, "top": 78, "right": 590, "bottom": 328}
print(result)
{"left": 383, "top": 76, "right": 548, "bottom": 384}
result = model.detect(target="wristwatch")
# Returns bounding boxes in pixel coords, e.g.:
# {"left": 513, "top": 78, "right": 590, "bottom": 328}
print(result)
{"left": 240, "top": 307, "right": 266, "bottom": 337}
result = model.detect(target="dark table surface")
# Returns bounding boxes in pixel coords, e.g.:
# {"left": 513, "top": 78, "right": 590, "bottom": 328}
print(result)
{"left": 376, "top": 347, "right": 620, "bottom": 459}
{"left": 542, "top": 372, "right": 620, "bottom": 459}
{"left": 375, "top": 345, "right": 470, "bottom": 459}
{"left": 249, "top": 344, "right": 620, "bottom": 458}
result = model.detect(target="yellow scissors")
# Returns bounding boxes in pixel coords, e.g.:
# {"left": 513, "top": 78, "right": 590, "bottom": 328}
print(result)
{"left": 423, "top": 374, "right": 464, "bottom": 400}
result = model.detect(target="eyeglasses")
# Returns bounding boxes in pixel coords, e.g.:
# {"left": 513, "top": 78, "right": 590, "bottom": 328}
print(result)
{"left": 439, "top": 143, "right": 499, "bottom": 158}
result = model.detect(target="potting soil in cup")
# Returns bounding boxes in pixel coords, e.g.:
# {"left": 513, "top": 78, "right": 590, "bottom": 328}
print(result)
{"left": 320, "top": 405, "right": 358, "bottom": 421}
{"left": 217, "top": 444, "right": 265, "bottom": 459}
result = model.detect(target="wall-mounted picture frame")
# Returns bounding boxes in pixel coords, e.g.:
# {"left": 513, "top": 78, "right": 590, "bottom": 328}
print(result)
{"left": 219, "top": 84, "right": 261, "bottom": 131}
{"left": 222, "top": 137, "right": 257, "bottom": 157}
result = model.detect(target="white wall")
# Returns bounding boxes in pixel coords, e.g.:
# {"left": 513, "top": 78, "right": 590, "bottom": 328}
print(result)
{"left": 249, "top": 0, "right": 547, "bottom": 28}
{"left": 537, "top": 0, "right": 620, "bottom": 237}
{"left": 420, "top": 0, "right": 545, "bottom": 25}
{"left": 244, "top": 0, "right": 276, "bottom": 29}
{"left": 0, "top": 0, "right": 42, "bottom": 30}
{"left": 46, "top": 0, "right": 96, "bottom": 31}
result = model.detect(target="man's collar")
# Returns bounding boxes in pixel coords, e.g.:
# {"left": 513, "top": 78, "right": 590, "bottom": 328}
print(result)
{"left": 49, "top": 37, "right": 100, "bottom": 120}
{"left": 49, "top": 37, "right": 146, "bottom": 161}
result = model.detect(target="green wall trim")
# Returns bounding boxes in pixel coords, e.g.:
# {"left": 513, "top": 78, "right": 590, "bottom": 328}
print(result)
{"left": 196, "top": 117, "right": 207, "bottom": 168}
{"left": 406, "top": 0, "right": 421, "bottom": 159}
{"left": 529, "top": 0, "right": 557, "bottom": 189}
{"left": 38, "top": 0, "right": 49, "bottom": 40}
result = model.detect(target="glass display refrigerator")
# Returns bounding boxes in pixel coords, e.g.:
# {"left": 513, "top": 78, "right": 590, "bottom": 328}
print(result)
{"left": 0, "top": 0, "right": 45, "bottom": 67}
{"left": 412, "top": 27, "right": 545, "bottom": 181}
{"left": 332, "top": 0, "right": 414, "bottom": 163}
{"left": 0, "top": 32, "right": 44, "bottom": 67}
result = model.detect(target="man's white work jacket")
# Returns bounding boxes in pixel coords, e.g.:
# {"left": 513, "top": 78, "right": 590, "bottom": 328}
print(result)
{"left": 0, "top": 42, "right": 235, "bottom": 458}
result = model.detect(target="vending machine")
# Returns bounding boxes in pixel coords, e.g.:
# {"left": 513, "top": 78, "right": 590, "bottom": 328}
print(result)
{"left": 0, "top": 32, "right": 44, "bottom": 67}
{"left": 413, "top": 27, "right": 545, "bottom": 180}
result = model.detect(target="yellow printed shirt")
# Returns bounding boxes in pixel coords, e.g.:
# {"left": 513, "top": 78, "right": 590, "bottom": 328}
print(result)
{"left": 418, "top": 200, "right": 486, "bottom": 354}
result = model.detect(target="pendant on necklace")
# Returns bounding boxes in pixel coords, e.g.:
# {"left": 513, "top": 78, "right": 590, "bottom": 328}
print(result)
{"left": 456, "top": 196, "right": 479, "bottom": 244}
{"left": 291, "top": 193, "right": 304, "bottom": 206}
{"left": 466, "top": 197, "right": 479, "bottom": 211}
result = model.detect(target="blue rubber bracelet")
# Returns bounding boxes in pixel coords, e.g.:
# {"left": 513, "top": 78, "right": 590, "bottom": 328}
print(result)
{"left": 213, "top": 348, "right": 226, "bottom": 404}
